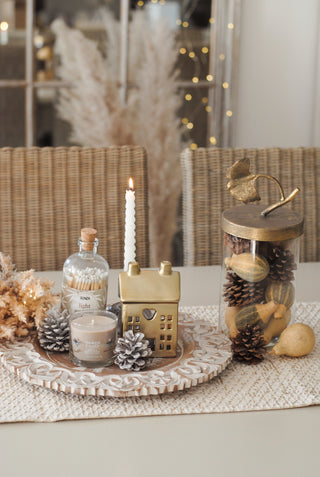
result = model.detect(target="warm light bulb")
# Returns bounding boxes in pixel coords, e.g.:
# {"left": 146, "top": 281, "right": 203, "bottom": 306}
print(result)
{"left": 228, "top": 23, "right": 234, "bottom": 29}
{"left": 0, "top": 21, "right": 9, "bottom": 32}
{"left": 222, "top": 82, "right": 229, "bottom": 89}
{"left": 188, "top": 51, "right": 195, "bottom": 58}
{"left": 209, "top": 18, "right": 216, "bottom": 24}
{"left": 190, "top": 143, "right": 198, "bottom": 150}
{"left": 219, "top": 54, "right": 225, "bottom": 60}
{"left": 202, "top": 97, "right": 208, "bottom": 104}
{"left": 182, "top": 117, "right": 189, "bottom": 124}
{"left": 185, "top": 93, "right": 192, "bottom": 101}
{"left": 137, "top": 0, "right": 144, "bottom": 6}
{"left": 182, "top": 21, "right": 189, "bottom": 28}
{"left": 201, "top": 47, "right": 209, "bottom": 54}
{"left": 192, "top": 77, "right": 199, "bottom": 84}
{"left": 210, "top": 137, "right": 217, "bottom": 145}
{"left": 176, "top": 19, "right": 182, "bottom": 25}
{"left": 206, "top": 74, "right": 213, "bottom": 82}
{"left": 205, "top": 106, "right": 212, "bottom": 112}
{"left": 226, "top": 110, "right": 233, "bottom": 117}
{"left": 186, "top": 122, "right": 194, "bottom": 130}
{"left": 179, "top": 47, "right": 186, "bottom": 54}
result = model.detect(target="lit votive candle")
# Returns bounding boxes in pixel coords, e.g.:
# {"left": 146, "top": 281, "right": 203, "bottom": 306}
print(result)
{"left": 70, "top": 311, "right": 117, "bottom": 367}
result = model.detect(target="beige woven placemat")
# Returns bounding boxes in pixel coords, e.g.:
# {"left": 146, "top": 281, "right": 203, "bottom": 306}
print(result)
{"left": 0, "top": 303, "right": 319, "bottom": 423}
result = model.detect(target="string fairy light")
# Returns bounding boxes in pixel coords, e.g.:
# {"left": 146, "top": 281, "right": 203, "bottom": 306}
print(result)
{"left": 175, "top": 2, "right": 236, "bottom": 148}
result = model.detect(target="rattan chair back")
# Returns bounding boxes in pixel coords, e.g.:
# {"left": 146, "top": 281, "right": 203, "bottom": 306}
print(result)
{"left": 0, "top": 146, "right": 149, "bottom": 270}
{"left": 181, "top": 147, "right": 320, "bottom": 265}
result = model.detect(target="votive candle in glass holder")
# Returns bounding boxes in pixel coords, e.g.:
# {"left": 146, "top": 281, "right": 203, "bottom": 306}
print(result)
{"left": 69, "top": 310, "right": 117, "bottom": 367}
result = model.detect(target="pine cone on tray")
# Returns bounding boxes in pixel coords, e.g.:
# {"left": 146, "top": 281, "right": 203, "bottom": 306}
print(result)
{"left": 267, "top": 246, "right": 297, "bottom": 282}
{"left": 231, "top": 323, "right": 266, "bottom": 364}
{"left": 38, "top": 307, "right": 70, "bottom": 352}
{"left": 224, "top": 233, "right": 251, "bottom": 255}
{"left": 223, "top": 272, "right": 266, "bottom": 307}
{"left": 114, "top": 330, "right": 152, "bottom": 372}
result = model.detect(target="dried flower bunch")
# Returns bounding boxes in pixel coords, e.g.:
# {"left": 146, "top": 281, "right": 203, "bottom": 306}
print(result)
{"left": 0, "top": 253, "right": 58, "bottom": 341}
{"left": 51, "top": 10, "right": 183, "bottom": 265}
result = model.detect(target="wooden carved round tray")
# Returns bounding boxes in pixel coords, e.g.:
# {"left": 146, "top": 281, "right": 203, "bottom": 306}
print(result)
{"left": 0, "top": 313, "right": 232, "bottom": 398}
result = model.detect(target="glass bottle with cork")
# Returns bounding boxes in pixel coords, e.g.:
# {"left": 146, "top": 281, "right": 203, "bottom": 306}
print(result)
{"left": 61, "top": 228, "right": 109, "bottom": 314}
{"left": 220, "top": 158, "right": 303, "bottom": 357}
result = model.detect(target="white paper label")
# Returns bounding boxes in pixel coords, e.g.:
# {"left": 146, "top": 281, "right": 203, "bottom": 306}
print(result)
{"left": 61, "top": 285, "right": 107, "bottom": 314}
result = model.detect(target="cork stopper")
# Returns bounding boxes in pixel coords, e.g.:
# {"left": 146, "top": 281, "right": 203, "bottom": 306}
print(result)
{"left": 80, "top": 228, "right": 97, "bottom": 251}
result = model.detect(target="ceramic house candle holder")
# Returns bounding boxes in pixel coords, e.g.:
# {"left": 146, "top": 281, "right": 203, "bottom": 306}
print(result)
{"left": 219, "top": 158, "right": 304, "bottom": 348}
{"left": 118, "top": 261, "right": 180, "bottom": 357}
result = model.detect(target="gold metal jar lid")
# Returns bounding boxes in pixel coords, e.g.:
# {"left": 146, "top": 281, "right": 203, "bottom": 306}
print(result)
{"left": 222, "top": 204, "right": 304, "bottom": 241}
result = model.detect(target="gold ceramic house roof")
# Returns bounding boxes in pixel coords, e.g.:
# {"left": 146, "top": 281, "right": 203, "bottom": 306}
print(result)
{"left": 119, "top": 261, "right": 180, "bottom": 303}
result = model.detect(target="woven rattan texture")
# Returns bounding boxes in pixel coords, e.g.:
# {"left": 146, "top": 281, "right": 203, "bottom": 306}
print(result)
{"left": 181, "top": 147, "right": 320, "bottom": 265}
{"left": 0, "top": 302, "right": 318, "bottom": 423}
{"left": 0, "top": 146, "right": 149, "bottom": 270}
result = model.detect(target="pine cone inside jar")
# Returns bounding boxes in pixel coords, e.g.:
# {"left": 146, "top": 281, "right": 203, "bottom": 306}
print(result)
{"left": 223, "top": 271, "right": 266, "bottom": 307}
{"left": 224, "top": 233, "right": 252, "bottom": 255}
{"left": 231, "top": 323, "right": 266, "bottom": 364}
{"left": 267, "top": 246, "right": 297, "bottom": 281}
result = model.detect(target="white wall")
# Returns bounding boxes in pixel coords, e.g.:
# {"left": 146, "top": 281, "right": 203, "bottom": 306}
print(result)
{"left": 234, "top": 0, "right": 320, "bottom": 148}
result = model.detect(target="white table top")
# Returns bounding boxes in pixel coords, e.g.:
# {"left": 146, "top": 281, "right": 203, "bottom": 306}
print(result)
{"left": 1, "top": 263, "right": 319, "bottom": 477}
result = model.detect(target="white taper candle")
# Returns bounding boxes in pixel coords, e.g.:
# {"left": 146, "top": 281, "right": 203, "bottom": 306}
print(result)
{"left": 124, "top": 177, "right": 136, "bottom": 270}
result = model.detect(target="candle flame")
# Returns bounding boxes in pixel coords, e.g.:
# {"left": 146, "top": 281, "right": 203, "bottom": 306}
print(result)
{"left": 0, "top": 22, "right": 9, "bottom": 32}
{"left": 128, "top": 177, "right": 134, "bottom": 190}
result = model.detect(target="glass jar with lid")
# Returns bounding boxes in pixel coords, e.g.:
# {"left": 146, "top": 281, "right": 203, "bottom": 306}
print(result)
{"left": 219, "top": 158, "right": 303, "bottom": 352}
{"left": 61, "top": 228, "right": 109, "bottom": 314}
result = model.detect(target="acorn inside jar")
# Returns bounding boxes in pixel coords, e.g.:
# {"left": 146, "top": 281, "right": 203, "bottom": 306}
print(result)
{"left": 220, "top": 204, "right": 303, "bottom": 348}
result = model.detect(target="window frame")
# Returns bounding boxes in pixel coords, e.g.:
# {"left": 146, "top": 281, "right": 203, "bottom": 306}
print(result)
{"left": 0, "top": 0, "right": 241, "bottom": 148}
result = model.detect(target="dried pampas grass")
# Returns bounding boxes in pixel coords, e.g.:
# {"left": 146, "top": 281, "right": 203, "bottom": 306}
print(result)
{"left": 51, "top": 10, "right": 183, "bottom": 265}
{"left": 0, "top": 253, "right": 59, "bottom": 341}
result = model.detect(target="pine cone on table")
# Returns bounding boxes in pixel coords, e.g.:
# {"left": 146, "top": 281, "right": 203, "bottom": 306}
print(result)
{"left": 38, "top": 307, "right": 70, "bottom": 352}
{"left": 114, "top": 330, "right": 152, "bottom": 372}
{"left": 224, "top": 233, "right": 251, "bottom": 255}
{"left": 267, "top": 246, "right": 297, "bottom": 281}
{"left": 223, "top": 272, "right": 266, "bottom": 307}
{"left": 231, "top": 324, "right": 266, "bottom": 364}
